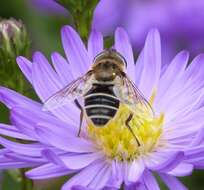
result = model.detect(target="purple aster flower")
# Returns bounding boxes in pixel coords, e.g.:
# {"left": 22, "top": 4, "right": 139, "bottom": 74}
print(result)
{"left": 93, "top": 0, "right": 204, "bottom": 63}
{"left": 0, "top": 25, "right": 204, "bottom": 190}
{"left": 28, "top": 0, "right": 67, "bottom": 15}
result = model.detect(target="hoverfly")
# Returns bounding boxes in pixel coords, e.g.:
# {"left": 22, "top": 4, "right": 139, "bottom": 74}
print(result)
{"left": 43, "top": 49, "right": 153, "bottom": 146}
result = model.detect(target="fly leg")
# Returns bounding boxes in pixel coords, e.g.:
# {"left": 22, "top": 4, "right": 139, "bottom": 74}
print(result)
{"left": 125, "top": 113, "right": 141, "bottom": 146}
{"left": 74, "top": 99, "right": 84, "bottom": 137}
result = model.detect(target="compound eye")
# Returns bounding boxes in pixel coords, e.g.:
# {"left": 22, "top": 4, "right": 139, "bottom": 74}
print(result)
{"left": 97, "top": 62, "right": 103, "bottom": 67}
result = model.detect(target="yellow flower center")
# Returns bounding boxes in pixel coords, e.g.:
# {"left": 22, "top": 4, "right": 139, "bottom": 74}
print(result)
{"left": 86, "top": 97, "right": 164, "bottom": 161}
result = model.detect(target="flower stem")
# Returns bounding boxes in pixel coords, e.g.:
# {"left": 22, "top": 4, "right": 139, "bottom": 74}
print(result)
{"left": 20, "top": 168, "right": 33, "bottom": 190}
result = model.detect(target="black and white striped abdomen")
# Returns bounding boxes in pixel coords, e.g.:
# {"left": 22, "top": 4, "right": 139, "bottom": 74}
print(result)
{"left": 84, "top": 84, "right": 120, "bottom": 126}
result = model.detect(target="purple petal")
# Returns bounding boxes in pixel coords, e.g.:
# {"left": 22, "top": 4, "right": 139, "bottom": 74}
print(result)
{"left": 35, "top": 126, "right": 96, "bottom": 153}
{"left": 32, "top": 51, "right": 79, "bottom": 124}
{"left": 125, "top": 183, "right": 147, "bottom": 190}
{"left": 0, "top": 87, "right": 41, "bottom": 110}
{"left": 61, "top": 26, "right": 91, "bottom": 78}
{"left": 0, "top": 124, "right": 34, "bottom": 141}
{"left": 194, "top": 161, "right": 204, "bottom": 169}
{"left": 135, "top": 50, "right": 144, "bottom": 85}
{"left": 167, "top": 163, "right": 193, "bottom": 177}
{"left": 144, "top": 151, "right": 184, "bottom": 172}
{"left": 106, "top": 161, "right": 123, "bottom": 189}
{"left": 51, "top": 52, "right": 74, "bottom": 85}
{"left": 157, "top": 54, "right": 204, "bottom": 118}
{"left": 128, "top": 158, "right": 144, "bottom": 183}
{"left": 10, "top": 107, "right": 52, "bottom": 140}
{"left": 0, "top": 156, "right": 38, "bottom": 169}
{"left": 32, "top": 51, "right": 62, "bottom": 101}
{"left": 138, "top": 29, "right": 161, "bottom": 99}
{"left": 11, "top": 106, "right": 76, "bottom": 141}
{"left": 0, "top": 136, "right": 45, "bottom": 156}
{"left": 142, "top": 170, "right": 160, "bottom": 190}
{"left": 184, "top": 145, "right": 204, "bottom": 163}
{"left": 190, "top": 127, "right": 204, "bottom": 146}
{"left": 71, "top": 186, "right": 91, "bottom": 190}
{"left": 62, "top": 160, "right": 107, "bottom": 190}
{"left": 88, "top": 164, "right": 111, "bottom": 189}
{"left": 114, "top": 27, "right": 135, "bottom": 81}
{"left": 41, "top": 149, "right": 65, "bottom": 166}
{"left": 88, "top": 30, "right": 103, "bottom": 61}
{"left": 159, "top": 174, "right": 188, "bottom": 190}
{"left": 4, "top": 152, "right": 46, "bottom": 163}
{"left": 36, "top": 121, "right": 77, "bottom": 139}
{"left": 58, "top": 152, "right": 103, "bottom": 170}
{"left": 26, "top": 163, "right": 73, "bottom": 180}
{"left": 155, "top": 50, "right": 189, "bottom": 108}
{"left": 16, "top": 56, "right": 32, "bottom": 84}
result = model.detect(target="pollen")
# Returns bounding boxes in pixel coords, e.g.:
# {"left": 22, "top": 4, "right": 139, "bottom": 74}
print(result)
{"left": 87, "top": 101, "right": 164, "bottom": 161}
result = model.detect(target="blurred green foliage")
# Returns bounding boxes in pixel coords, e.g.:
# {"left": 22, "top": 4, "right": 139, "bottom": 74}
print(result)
{"left": 0, "top": 0, "right": 204, "bottom": 190}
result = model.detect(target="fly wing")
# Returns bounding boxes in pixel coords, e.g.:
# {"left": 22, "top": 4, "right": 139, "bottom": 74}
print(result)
{"left": 43, "top": 71, "right": 93, "bottom": 111}
{"left": 113, "top": 75, "right": 154, "bottom": 117}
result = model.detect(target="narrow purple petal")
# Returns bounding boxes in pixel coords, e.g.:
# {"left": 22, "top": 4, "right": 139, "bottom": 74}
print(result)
{"left": 11, "top": 106, "right": 76, "bottom": 141}
{"left": 32, "top": 51, "right": 62, "bottom": 101}
{"left": 106, "top": 161, "right": 123, "bottom": 189}
{"left": 61, "top": 26, "right": 91, "bottom": 78}
{"left": 125, "top": 183, "right": 147, "bottom": 190}
{"left": 142, "top": 170, "right": 160, "bottom": 190}
{"left": 31, "top": 51, "right": 79, "bottom": 123}
{"left": 26, "top": 163, "right": 73, "bottom": 180}
{"left": 159, "top": 174, "right": 188, "bottom": 190}
{"left": 16, "top": 56, "right": 32, "bottom": 84}
{"left": 157, "top": 54, "right": 204, "bottom": 117}
{"left": 60, "top": 152, "right": 104, "bottom": 170}
{"left": 71, "top": 186, "right": 91, "bottom": 190}
{"left": 194, "top": 161, "right": 204, "bottom": 169}
{"left": 167, "top": 163, "right": 193, "bottom": 177}
{"left": 51, "top": 52, "right": 74, "bottom": 85}
{"left": 0, "top": 87, "right": 41, "bottom": 110}
{"left": 62, "top": 160, "right": 106, "bottom": 190}
{"left": 155, "top": 50, "right": 189, "bottom": 107}
{"left": 4, "top": 152, "right": 46, "bottom": 163}
{"left": 144, "top": 151, "right": 184, "bottom": 172}
{"left": 115, "top": 27, "right": 135, "bottom": 81}
{"left": 35, "top": 126, "right": 96, "bottom": 153}
{"left": 0, "top": 156, "right": 38, "bottom": 169}
{"left": 88, "top": 164, "right": 111, "bottom": 189}
{"left": 135, "top": 50, "right": 144, "bottom": 85}
{"left": 88, "top": 30, "right": 103, "bottom": 61}
{"left": 128, "top": 158, "right": 144, "bottom": 183}
{"left": 0, "top": 136, "right": 45, "bottom": 156}
{"left": 0, "top": 124, "right": 35, "bottom": 141}
{"left": 10, "top": 107, "right": 50, "bottom": 140}
{"left": 138, "top": 29, "right": 161, "bottom": 99}
{"left": 41, "top": 149, "right": 65, "bottom": 166}
{"left": 190, "top": 127, "right": 204, "bottom": 146}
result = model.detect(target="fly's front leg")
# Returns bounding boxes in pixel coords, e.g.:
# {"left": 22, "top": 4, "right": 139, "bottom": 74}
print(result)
{"left": 74, "top": 99, "right": 84, "bottom": 137}
{"left": 125, "top": 113, "right": 141, "bottom": 146}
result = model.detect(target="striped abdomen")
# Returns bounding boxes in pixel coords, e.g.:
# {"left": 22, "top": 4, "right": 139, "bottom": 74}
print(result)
{"left": 84, "top": 84, "right": 120, "bottom": 126}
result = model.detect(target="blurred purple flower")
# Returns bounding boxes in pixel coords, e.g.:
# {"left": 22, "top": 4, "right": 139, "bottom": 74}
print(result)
{"left": 28, "top": 0, "right": 67, "bottom": 15}
{"left": 0, "top": 25, "right": 204, "bottom": 190}
{"left": 93, "top": 0, "right": 204, "bottom": 62}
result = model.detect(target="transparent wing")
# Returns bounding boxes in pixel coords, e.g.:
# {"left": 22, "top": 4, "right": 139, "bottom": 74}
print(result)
{"left": 43, "top": 71, "right": 93, "bottom": 111}
{"left": 114, "top": 75, "right": 154, "bottom": 117}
